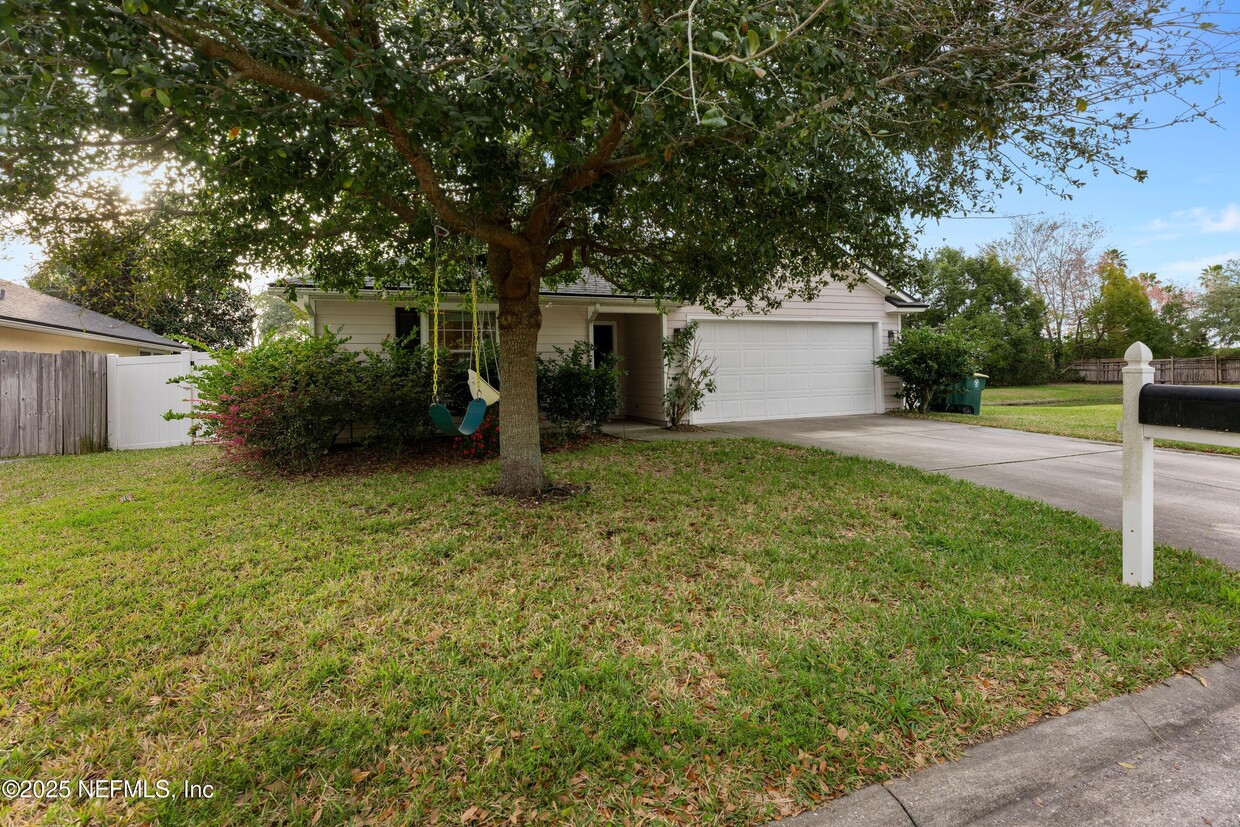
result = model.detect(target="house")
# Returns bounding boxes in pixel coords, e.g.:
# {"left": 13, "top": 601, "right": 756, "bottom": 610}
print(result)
{"left": 278, "top": 269, "right": 926, "bottom": 425}
{"left": 0, "top": 279, "right": 183, "bottom": 356}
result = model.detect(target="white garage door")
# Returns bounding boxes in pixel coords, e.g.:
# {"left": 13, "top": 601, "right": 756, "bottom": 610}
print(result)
{"left": 693, "top": 320, "right": 878, "bottom": 424}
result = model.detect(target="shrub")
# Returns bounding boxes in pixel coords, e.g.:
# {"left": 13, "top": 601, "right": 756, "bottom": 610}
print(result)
{"left": 453, "top": 405, "right": 500, "bottom": 459}
{"left": 873, "top": 327, "right": 982, "bottom": 413}
{"left": 662, "top": 320, "right": 717, "bottom": 427}
{"left": 536, "top": 341, "right": 623, "bottom": 436}
{"left": 360, "top": 337, "right": 472, "bottom": 451}
{"left": 175, "top": 331, "right": 360, "bottom": 471}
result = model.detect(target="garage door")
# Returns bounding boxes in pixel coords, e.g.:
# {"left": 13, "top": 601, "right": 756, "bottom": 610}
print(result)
{"left": 692, "top": 320, "right": 878, "bottom": 424}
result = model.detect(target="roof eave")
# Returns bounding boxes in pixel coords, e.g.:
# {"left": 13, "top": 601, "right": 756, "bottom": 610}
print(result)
{"left": 0, "top": 316, "right": 184, "bottom": 351}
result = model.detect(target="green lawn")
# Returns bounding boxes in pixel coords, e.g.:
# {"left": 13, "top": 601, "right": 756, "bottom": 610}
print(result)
{"left": 3, "top": 442, "right": 1239, "bottom": 825}
{"left": 905, "top": 383, "right": 1240, "bottom": 456}
{"left": 982, "top": 384, "right": 1123, "bottom": 407}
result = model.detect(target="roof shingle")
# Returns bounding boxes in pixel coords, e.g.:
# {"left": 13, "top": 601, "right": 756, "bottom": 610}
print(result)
{"left": 0, "top": 280, "right": 184, "bottom": 350}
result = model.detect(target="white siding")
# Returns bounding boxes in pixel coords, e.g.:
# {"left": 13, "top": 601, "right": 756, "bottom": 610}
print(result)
{"left": 315, "top": 299, "right": 407, "bottom": 353}
{"left": 312, "top": 296, "right": 591, "bottom": 357}
{"left": 537, "top": 304, "right": 588, "bottom": 356}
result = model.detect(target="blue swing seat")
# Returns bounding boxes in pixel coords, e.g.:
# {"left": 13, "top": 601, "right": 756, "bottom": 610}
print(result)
{"left": 429, "top": 397, "right": 489, "bottom": 436}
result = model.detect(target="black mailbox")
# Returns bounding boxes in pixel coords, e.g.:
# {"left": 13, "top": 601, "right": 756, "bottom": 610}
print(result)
{"left": 1138, "top": 384, "right": 1240, "bottom": 434}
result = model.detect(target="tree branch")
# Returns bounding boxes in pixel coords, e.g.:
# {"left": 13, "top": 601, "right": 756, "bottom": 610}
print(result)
{"left": 376, "top": 106, "right": 529, "bottom": 252}
{"left": 148, "top": 12, "right": 335, "bottom": 102}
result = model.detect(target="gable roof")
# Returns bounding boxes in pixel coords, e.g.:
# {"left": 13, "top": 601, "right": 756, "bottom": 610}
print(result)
{"left": 275, "top": 265, "right": 926, "bottom": 307}
{"left": 0, "top": 280, "right": 184, "bottom": 350}
{"left": 275, "top": 270, "right": 650, "bottom": 300}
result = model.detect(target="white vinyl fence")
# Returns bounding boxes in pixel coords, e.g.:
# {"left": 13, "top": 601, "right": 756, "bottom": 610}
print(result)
{"left": 106, "top": 351, "right": 215, "bottom": 450}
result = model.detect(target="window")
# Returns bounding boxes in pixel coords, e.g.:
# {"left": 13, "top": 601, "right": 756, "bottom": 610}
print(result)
{"left": 395, "top": 307, "right": 421, "bottom": 347}
{"left": 434, "top": 310, "right": 497, "bottom": 355}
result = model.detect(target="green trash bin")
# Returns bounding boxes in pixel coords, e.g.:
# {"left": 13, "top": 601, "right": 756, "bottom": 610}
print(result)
{"left": 945, "top": 373, "right": 988, "bottom": 415}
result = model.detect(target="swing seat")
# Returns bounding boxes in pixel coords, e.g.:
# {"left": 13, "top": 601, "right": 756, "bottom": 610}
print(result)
{"left": 430, "top": 397, "right": 489, "bottom": 437}
{"left": 468, "top": 369, "right": 501, "bottom": 405}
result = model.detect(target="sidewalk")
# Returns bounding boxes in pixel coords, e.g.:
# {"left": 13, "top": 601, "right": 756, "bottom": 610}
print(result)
{"left": 776, "top": 653, "right": 1240, "bottom": 827}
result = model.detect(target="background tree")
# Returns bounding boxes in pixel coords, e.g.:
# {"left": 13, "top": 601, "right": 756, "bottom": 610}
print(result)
{"left": 1196, "top": 261, "right": 1240, "bottom": 348}
{"left": 908, "top": 247, "right": 1052, "bottom": 385}
{"left": 252, "top": 291, "right": 309, "bottom": 342}
{"left": 1144, "top": 275, "right": 1209, "bottom": 356}
{"left": 28, "top": 219, "right": 255, "bottom": 348}
{"left": 3, "top": 1, "right": 1233, "bottom": 494}
{"left": 1080, "top": 250, "right": 1172, "bottom": 357}
{"left": 984, "top": 214, "right": 1106, "bottom": 366}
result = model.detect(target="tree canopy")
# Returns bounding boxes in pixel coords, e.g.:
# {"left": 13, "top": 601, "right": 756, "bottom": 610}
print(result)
{"left": 1197, "top": 261, "right": 1240, "bottom": 349}
{"left": 252, "top": 291, "right": 309, "bottom": 342}
{"left": 2, "top": 0, "right": 1233, "bottom": 493}
{"left": 28, "top": 218, "right": 256, "bottom": 348}
{"left": 908, "top": 247, "right": 1052, "bottom": 385}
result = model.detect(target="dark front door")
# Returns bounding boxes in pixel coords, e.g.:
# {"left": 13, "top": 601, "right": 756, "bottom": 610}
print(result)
{"left": 592, "top": 323, "right": 615, "bottom": 367}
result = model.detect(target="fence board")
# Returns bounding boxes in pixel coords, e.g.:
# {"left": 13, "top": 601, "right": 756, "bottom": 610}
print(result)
{"left": 89, "top": 352, "right": 106, "bottom": 450}
{"left": 0, "top": 352, "right": 18, "bottom": 458}
{"left": 0, "top": 350, "right": 109, "bottom": 458}
{"left": 60, "top": 350, "right": 78, "bottom": 455}
{"left": 38, "top": 353, "right": 57, "bottom": 455}
{"left": 1071, "top": 356, "right": 1240, "bottom": 385}
{"left": 19, "top": 352, "right": 39, "bottom": 456}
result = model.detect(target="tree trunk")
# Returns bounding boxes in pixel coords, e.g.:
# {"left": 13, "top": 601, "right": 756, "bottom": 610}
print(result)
{"left": 491, "top": 246, "right": 549, "bottom": 497}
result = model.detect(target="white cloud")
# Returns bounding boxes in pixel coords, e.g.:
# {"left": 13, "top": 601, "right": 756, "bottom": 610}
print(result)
{"left": 1141, "top": 204, "right": 1240, "bottom": 238}
{"left": 1153, "top": 249, "right": 1240, "bottom": 285}
{"left": 1202, "top": 204, "right": 1240, "bottom": 233}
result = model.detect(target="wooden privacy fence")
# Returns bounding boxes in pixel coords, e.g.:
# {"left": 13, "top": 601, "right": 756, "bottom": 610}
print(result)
{"left": 0, "top": 350, "right": 107, "bottom": 458}
{"left": 1070, "top": 355, "right": 1240, "bottom": 385}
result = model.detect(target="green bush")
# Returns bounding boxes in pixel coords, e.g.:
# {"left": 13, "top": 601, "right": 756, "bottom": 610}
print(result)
{"left": 662, "top": 320, "right": 717, "bottom": 427}
{"left": 536, "top": 341, "right": 623, "bottom": 436}
{"left": 873, "top": 327, "right": 982, "bottom": 413}
{"left": 176, "top": 331, "right": 361, "bottom": 471}
{"left": 359, "top": 336, "right": 473, "bottom": 451}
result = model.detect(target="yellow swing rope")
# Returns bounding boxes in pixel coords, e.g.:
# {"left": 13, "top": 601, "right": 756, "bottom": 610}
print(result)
{"left": 471, "top": 276, "right": 482, "bottom": 386}
{"left": 431, "top": 232, "right": 441, "bottom": 400}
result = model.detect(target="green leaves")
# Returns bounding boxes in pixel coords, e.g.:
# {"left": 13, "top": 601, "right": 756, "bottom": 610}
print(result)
{"left": 1, "top": 0, "right": 1228, "bottom": 323}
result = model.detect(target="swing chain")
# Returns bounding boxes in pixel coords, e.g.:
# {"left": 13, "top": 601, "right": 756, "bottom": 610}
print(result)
{"left": 430, "top": 225, "right": 447, "bottom": 402}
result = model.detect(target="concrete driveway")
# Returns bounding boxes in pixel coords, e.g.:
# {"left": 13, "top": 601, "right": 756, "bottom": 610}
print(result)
{"left": 714, "top": 415, "right": 1240, "bottom": 570}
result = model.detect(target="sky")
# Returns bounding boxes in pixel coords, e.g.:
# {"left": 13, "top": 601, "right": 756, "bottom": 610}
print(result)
{"left": 2, "top": 52, "right": 1238, "bottom": 292}
{"left": 914, "top": 66, "right": 1240, "bottom": 288}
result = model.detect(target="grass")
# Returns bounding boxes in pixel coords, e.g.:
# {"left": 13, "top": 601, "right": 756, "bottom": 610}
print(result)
{"left": 2, "top": 441, "right": 1239, "bottom": 826}
{"left": 982, "top": 384, "right": 1123, "bottom": 407}
{"left": 904, "top": 383, "right": 1240, "bottom": 457}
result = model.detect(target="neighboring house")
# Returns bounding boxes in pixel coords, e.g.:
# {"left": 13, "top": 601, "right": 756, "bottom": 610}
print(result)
{"left": 0, "top": 279, "right": 183, "bottom": 356}
{"left": 278, "top": 269, "right": 926, "bottom": 425}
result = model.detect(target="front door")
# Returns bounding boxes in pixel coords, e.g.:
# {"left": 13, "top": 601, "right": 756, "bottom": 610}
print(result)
{"left": 591, "top": 323, "right": 616, "bottom": 367}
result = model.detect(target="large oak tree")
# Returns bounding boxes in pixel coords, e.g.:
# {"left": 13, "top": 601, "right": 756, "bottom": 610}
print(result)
{"left": 1, "top": 0, "right": 1232, "bottom": 494}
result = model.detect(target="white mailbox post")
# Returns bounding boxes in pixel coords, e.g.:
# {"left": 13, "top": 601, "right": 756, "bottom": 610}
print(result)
{"left": 1122, "top": 341, "right": 1240, "bottom": 587}
{"left": 1121, "top": 342, "right": 1154, "bottom": 587}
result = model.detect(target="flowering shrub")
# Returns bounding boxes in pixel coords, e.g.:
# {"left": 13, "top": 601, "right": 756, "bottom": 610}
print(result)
{"left": 452, "top": 405, "right": 500, "bottom": 460}
{"left": 172, "top": 332, "right": 360, "bottom": 471}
